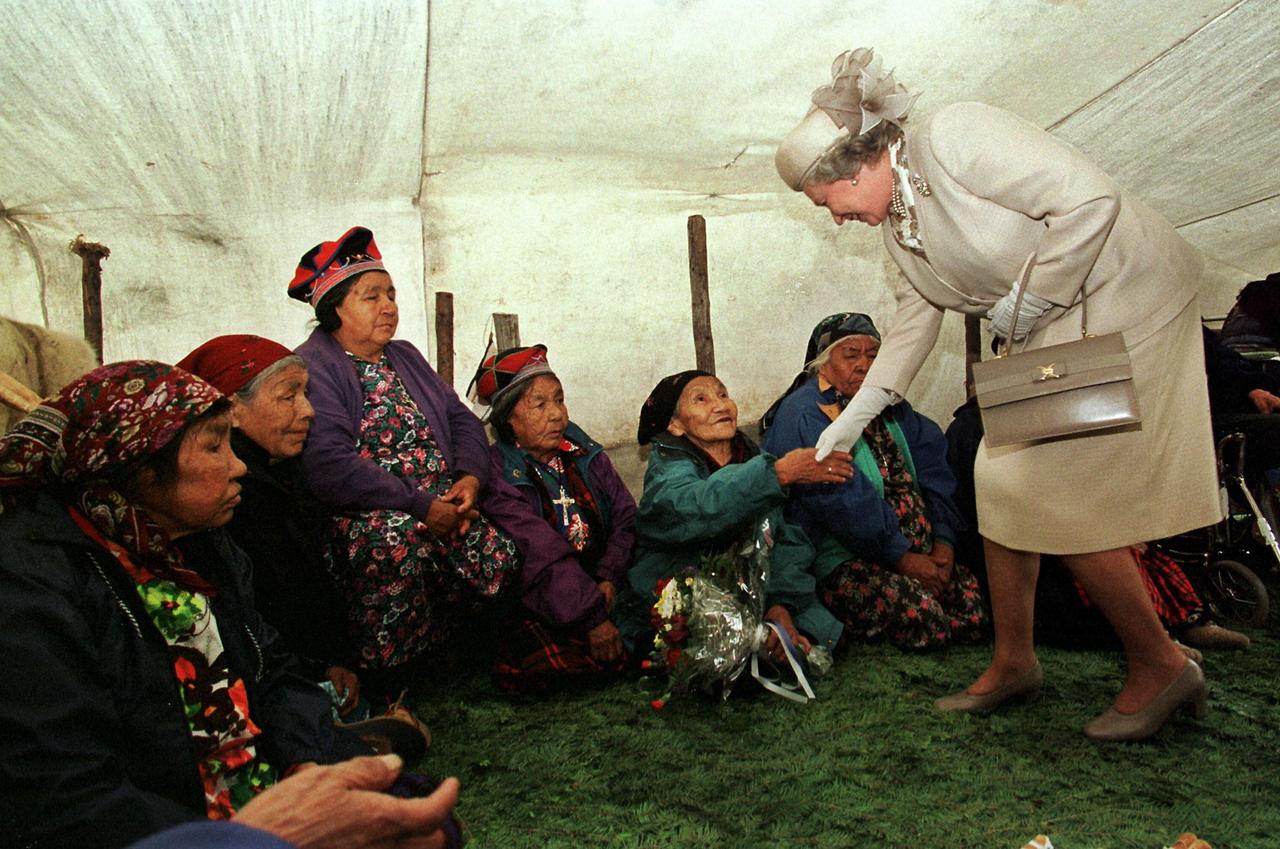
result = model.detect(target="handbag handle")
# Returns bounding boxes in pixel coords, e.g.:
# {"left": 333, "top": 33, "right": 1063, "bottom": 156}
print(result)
{"left": 998, "top": 252, "right": 1089, "bottom": 358}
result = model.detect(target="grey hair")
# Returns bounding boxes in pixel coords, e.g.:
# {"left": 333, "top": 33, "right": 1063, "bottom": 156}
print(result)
{"left": 235, "top": 355, "right": 307, "bottom": 402}
{"left": 805, "top": 348, "right": 833, "bottom": 378}
{"left": 805, "top": 121, "right": 903, "bottom": 186}
{"left": 487, "top": 371, "right": 564, "bottom": 443}
{"left": 487, "top": 382, "right": 526, "bottom": 443}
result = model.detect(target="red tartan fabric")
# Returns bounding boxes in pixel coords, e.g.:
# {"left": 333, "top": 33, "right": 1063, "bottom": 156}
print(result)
{"left": 494, "top": 617, "right": 626, "bottom": 694}
{"left": 1073, "top": 546, "right": 1202, "bottom": 629}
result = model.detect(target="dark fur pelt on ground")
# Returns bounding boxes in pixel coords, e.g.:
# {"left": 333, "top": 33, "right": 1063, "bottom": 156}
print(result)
{"left": 0, "top": 315, "right": 97, "bottom": 433}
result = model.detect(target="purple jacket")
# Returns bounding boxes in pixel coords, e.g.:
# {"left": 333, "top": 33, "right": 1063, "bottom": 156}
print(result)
{"left": 483, "top": 423, "right": 637, "bottom": 632}
{"left": 295, "top": 328, "right": 491, "bottom": 517}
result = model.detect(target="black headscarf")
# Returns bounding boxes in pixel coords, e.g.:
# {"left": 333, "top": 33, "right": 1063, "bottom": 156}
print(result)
{"left": 759, "top": 312, "right": 880, "bottom": 433}
{"left": 637, "top": 370, "right": 712, "bottom": 445}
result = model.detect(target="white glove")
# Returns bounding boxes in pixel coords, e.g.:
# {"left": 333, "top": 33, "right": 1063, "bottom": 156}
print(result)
{"left": 814, "top": 386, "right": 897, "bottom": 460}
{"left": 987, "top": 279, "right": 1054, "bottom": 341}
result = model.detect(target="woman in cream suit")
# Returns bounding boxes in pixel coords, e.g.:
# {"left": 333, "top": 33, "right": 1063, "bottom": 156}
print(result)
{"left": 776, "top": 49, "right": 1221, "bottom": 741}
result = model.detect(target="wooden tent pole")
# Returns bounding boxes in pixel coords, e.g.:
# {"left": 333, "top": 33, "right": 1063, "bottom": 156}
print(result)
{"left": 493, "top": 313, "right": 521, "bottom": 351}
{"left": 435, "top": 292, "right": 455, "bottom": 386}
{"left": 70, "top": 236, "right": 110, "bottom": 365}
{"left": 687, "top": 215, "right": 715, "bottom": 374}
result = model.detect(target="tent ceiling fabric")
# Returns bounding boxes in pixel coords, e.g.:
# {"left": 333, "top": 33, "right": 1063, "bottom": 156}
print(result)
{"left": 1, "top": 0, "right": 1277, "bottom": 443}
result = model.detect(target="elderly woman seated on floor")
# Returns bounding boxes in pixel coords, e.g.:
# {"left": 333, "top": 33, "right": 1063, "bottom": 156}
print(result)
{"left": 615, "top": 370, "right": 850, "bottom": 658}
{"left": 288, "top": 226, "right": 519, "bottom": 699}
{"left": 473, "top": 345, "right": 638, "bottom": 693}
{"left": 761, "top": 313, "right": 987, "bottom": 649}
{"left": 179, "top": 336, "right": 362, "bottom": 711}
{"left": 178, "top": 336, "right": 432, "bottom": 757}
{"left": 0, "top": 361, "right": 377, "bottom": 849}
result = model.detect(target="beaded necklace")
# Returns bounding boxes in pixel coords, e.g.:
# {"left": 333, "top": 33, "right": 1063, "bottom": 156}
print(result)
{"left": 887, "top": 138, "right": 931, "bottom": 256}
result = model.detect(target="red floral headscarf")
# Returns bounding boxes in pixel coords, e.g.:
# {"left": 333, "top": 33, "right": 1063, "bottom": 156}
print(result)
{"left": 0, "top": 360, "right": 224, "bottom": 591}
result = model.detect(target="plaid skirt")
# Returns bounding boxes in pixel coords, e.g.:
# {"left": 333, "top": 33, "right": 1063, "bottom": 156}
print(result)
{"left": 494, "top": 617, "right": 627, "bottom": 695}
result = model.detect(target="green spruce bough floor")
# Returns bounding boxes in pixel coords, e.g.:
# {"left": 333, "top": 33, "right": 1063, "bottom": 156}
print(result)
{"left": 413, "top": 614, "right": 1280, "bottom": 849}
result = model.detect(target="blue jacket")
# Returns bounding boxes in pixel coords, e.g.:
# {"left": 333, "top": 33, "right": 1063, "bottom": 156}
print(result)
{"left": 616, "top": 432, "right": 843, "bottom": 651}
{"left": 761, "top": 378, "right": 964, "bottom": 580}
{"left": 0, "top": 493, "right": 367, "bottom": 849}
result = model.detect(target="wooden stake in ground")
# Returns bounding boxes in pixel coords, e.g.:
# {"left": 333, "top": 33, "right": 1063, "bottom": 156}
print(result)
{"left": 493, "top": 313, "right": 521, "bottom": 351}
{"left": 435, "top": 292, "right": 455, "bottom": 386}
{"left": 70, "top": 236, "right": 110, "bottom": 365}
{"left": 687, "top": 215, "right": 715, "bottom": 374}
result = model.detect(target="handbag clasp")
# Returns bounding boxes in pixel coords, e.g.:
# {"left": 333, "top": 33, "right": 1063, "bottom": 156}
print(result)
{"left": 1034, "top": 363, "right": 1062, "bottom": 381}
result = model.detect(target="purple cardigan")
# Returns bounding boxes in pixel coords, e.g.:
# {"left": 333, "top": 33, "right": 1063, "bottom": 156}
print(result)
{"left": 481, "top": 432, "right": 637, "bottom": 632}
{"left": 295, "top": 328, "right": 491, "bottom": 518}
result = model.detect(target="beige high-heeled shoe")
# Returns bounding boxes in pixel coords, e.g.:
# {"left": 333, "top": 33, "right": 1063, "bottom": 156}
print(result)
{"left": 1083, "top": 659, "right": 1208, "bottom": 742}
{"left": 935, "top": 662, "right": 1044, "bottom": 713}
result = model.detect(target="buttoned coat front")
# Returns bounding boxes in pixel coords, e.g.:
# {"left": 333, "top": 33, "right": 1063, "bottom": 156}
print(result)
{"left": 861, "top": 102, "right": 1220, "bottom": 552}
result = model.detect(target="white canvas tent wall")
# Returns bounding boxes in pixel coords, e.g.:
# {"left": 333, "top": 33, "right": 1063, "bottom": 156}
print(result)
{"left": 2, "top": 0, "right": 1277, "bottom": 445}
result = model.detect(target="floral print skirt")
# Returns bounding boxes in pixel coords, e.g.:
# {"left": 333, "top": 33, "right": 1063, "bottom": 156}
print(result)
{"left": 328, "top": 354, "right": 519, "bottom": 670}
{"left": 331, "top": 508, "right": 518, "bottom": 669}
{"left": 821, "top": 417, "right": 988, "bottom": 650}
{"left": 821, "top": 559, "right": 987, "bottom": 650}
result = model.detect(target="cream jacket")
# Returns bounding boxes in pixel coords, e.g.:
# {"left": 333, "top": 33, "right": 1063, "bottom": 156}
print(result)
{"left": 866, "top": 101, "right": 1203, "bottom": 396}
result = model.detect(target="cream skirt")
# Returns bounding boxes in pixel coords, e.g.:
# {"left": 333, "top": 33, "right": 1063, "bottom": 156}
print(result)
{"left": 975, "top": 300, "right": 1222, "bottom": 554}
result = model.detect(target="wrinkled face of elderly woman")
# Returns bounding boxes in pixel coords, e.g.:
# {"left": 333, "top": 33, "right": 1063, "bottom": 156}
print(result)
{"left": 508, "top": 375, "right": 568, "bottom": 463}
{"left": 802, "top": 149, "right": 895, "bottom": 227}
{"left": 667, "top": 376, "right": 738, "bottom": 449}
{"left": 334, "top": 271, "right": 399, "bottom": 358}
{"left": 819, "top": 335, "right": 880, "bottom": 397}
{"left": 131, "top": 412, "right": 247, "bottom": 539}
{"left": 234, "top": 364, "right": 314, "bottom": 461}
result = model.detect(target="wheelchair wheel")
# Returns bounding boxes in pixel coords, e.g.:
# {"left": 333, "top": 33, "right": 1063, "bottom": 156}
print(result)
{"left": 1205, "top": 559, "right": 1269, "bottom": 627}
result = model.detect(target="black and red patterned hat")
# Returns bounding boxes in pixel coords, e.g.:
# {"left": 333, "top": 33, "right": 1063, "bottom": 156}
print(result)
{"left": 288, "top": 226, "right": 386, "bottom": 306}
{"left": 472, "top": 345, "right": 554, "bottom": 407}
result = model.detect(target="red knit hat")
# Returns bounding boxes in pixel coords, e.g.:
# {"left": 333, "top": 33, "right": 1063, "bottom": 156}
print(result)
{"left": 472, "top": 345, "right": 553, "bottom": 406}
{"left": 178, "top": 335, "right": 296, "bottom": 396}
{"left": 287, "top": 226, "right": 386, "bottom": 307}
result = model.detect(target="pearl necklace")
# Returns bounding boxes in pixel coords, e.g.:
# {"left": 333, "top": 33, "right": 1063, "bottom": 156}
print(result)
{"left": 887, "top": 139, "right": 930, "bottom": 256}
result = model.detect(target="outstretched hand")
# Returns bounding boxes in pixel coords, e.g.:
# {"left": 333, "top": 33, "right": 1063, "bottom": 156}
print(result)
{"left": 774, "top": 448, "right": 853, "bottom": 487}
{"left": 814, "top": 386, "right": 895, "bottom": 460}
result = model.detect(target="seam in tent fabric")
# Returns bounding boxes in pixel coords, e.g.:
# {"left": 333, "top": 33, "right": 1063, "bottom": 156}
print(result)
{"left": 1045, "top": 0, "right": 1250, "bottom": 134}
{"left": 1176, "top": 191, "right": 1280, "bottom": 229}
{"left": 416, "top": 0, "right": 435, "bottom": 363}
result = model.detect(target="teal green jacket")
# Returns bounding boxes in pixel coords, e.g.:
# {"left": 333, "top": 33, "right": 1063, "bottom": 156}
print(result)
{"left": 616, "top": 432, "right": 843, "bottom": 651}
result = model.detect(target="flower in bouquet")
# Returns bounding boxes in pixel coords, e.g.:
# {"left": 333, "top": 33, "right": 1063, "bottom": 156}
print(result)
{"left": 643, "top": 570, "right": 697, "bottom": 707}
{"left": 650, "top": 571, "right": 694, "bottom": 648}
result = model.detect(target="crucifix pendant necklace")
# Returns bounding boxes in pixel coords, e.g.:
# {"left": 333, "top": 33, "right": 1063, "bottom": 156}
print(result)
{"left": 551, "top": 486, "right": 576, "bottom": 525}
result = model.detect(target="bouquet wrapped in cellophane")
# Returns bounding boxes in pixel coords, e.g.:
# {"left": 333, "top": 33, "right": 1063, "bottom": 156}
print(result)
{"left": 643, "top": 518, "right": 824, "bottom": 708}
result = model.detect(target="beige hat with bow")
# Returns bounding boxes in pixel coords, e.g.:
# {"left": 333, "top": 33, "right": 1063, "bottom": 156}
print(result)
{"left": 775, "top": 48, "right": 919, "bottom": 191}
